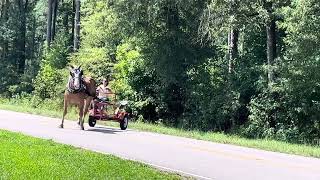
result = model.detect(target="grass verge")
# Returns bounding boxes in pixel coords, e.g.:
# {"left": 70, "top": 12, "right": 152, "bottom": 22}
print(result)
{"left": 1, "top": 100, "right": 320, "bottom": 158}
{"left": 0, "top": 130, "right": 181, "bottom": 180}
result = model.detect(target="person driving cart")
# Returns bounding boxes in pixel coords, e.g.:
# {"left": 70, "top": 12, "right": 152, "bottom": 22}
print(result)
{"left": 96, "top": 77, "right": 121, "bottom": 114}
{"left": 96, "top": 77, "right": 113, "bottom": 102}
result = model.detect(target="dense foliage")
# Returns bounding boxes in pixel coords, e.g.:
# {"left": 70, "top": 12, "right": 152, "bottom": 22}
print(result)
{"left": 1, "top": 0, "right": 320, "bottom": 144}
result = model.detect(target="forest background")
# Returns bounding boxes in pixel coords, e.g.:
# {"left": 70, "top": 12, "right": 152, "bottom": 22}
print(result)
{"left": 1, "top": 0, "right": 320, "bottom": 145}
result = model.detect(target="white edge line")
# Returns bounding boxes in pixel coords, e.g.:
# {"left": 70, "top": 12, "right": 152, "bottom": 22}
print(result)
{"left": 143, "top": 162, "right": 213, "bottom": 180}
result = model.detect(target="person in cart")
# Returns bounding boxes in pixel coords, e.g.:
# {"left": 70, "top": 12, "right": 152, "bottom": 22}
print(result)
{"left": 96, "top": 77, "right": 122, "bottom": 114}
{"left": 96, "top": 77, "right": 113, "bottom": 102}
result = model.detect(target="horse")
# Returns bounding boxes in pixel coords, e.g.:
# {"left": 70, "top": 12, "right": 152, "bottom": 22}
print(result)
{"left": 59, "top": 65, "right": 96, "bottom": 130}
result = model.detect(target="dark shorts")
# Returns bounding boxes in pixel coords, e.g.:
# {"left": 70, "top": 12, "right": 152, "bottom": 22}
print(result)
{"left": 98, "top": 97, "right": 110, "bottom": 102}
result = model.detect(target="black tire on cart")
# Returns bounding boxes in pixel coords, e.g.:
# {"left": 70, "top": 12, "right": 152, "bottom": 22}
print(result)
{"left": 120, "top": 115, "right": 129, "bottom": 130}
{"left": 88, "top": 116, "right": 97, "bottom": 127}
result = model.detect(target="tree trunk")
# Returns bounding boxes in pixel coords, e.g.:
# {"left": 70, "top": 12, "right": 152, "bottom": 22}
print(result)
{"left": 264, "top": 0, "right": 277, "bottom": 85}
{"left": 228, "top": 28, "right": 239, "bottom": 74}
{"left": 71, "top": 0, "right": 75, "bottom": 44}
{"left": 1, "top": 0, "right": 9, "bottom": 58}
{"left": 0, "top": 0, "right": 9, "bottom": 19}
{"left": 16, "top": 0, "right": 28, "bottom": 74}
{"left": 52, "top": 0, "right": 58, "bottom": 41}
{"left": 63, "top": 3, "right": 69, "bottom": 33}
{"left": 266, "top": 18, "right": 276, "bottom": 84}
{"left": 31, "top": 16, "right": 36, "bottom": 58}
{"left": 73, "top": 0, "right": 80, "bottom": 51}
{"left": 47, "top": 0, "right": 53, "bottom": 47}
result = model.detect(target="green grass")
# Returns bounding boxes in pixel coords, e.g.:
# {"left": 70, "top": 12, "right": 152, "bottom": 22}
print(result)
{"left": 1, "top": 100, "right": 320, "bottom": 159}
{"left": 0, "top": 130, "right": 181, "bottom": 180}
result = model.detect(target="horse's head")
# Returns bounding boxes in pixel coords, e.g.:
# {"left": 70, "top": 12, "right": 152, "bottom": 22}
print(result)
{"left": 69, "top": 65, "right": 83, "bottom": 91}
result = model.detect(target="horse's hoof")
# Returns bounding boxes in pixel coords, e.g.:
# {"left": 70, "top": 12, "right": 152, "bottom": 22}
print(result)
{"left": 59, "top": 124, "right": 64, "bottom": 128}
{"left": 80, "top": 126, "right": 85, "bottom": 130}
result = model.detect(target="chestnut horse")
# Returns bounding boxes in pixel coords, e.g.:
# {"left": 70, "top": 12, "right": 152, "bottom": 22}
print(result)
{"left": 59, "top": 66, "right": 96, "bottom": 130}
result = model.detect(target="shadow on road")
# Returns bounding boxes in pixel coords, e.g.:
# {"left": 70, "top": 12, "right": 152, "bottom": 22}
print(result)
{"left": 86, "top": 127, "right": 125, "bottom": 134}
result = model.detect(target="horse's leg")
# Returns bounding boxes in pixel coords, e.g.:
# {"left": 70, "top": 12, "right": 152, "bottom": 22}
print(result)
{"left": 83, "top": 97, "right": 92, "bottom": 118}
{"left": 79, "top": 97, "right": 92, "bottom": 130}
{"left": 77, "top": 101, "right": 84, "bottom": 125}
{"left": 60, "top": 97, "right": 68, "bottom": 128}
{"left": 79, "top": 102, "right": 85, "bottom": 130}
{"left": 77, "top": 108, "right": 81, "bottom": 126}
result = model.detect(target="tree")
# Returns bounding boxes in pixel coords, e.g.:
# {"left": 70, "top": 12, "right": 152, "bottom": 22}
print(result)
{"left": 46, "top": 0, "right": 59, "bottom": 47}
{"left": 16, "top": 0, "right": 29, "bottom": 74}
{"left": 73, "top": 0, "right": 80, "bottom": 51}
{"left": 257, "top": 0, "right": 291, "bottom": 85}
{"left": 228, "top": 28, "right": 239, "bottom": 73}
{"left": 46, "top": 0, "right": 53, "bottom": 47}
{"left": 199, "top": 0, "right": 255, "bottom": 74}
{"left": 262, "top": 0, "right": 278, "bottom": 85}
{"left": 0, "top": 0, "right": 9, "bottom": 59}
{"left": 51, "top": 0, "right": 58, "bottom": 40}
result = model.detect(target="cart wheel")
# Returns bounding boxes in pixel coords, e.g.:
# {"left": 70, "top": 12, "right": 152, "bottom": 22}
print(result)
{"left": 88, "top": 116, "right": 96, "bottom": 127}
{"left": 120, "top": 115, "right": 129, "bottom": 130}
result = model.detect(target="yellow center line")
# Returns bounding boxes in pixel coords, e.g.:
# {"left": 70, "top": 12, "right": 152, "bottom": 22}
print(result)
{"left": 184, "top": 145, "right": 320, "bottom": 173}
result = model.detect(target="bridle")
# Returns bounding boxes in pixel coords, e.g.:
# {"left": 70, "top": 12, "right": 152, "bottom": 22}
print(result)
{"left": 67, "top": 67, "right": 84, "bottom": 93}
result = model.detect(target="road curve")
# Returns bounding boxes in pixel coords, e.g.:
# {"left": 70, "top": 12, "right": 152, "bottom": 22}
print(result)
{"left": 0, "top": 110, "right": 320, "bottom": 180}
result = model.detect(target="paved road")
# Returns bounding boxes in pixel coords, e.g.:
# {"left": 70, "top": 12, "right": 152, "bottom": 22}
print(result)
{"left": 1, "top": 110, "right": 320, "bottom": 180}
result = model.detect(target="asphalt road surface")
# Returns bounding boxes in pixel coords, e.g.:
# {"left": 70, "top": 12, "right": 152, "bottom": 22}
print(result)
{"left": 0, "top": 110, "right": 320, "bottom": 180}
